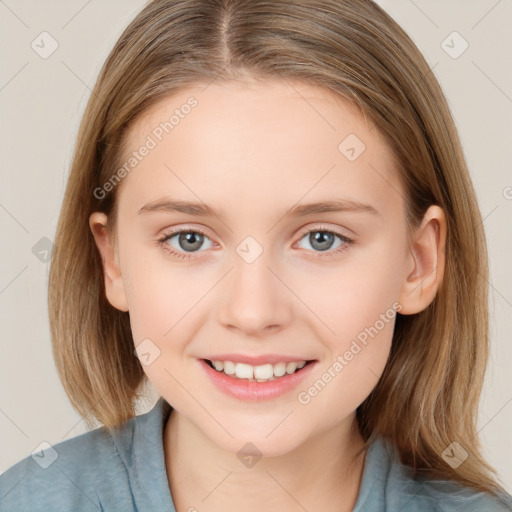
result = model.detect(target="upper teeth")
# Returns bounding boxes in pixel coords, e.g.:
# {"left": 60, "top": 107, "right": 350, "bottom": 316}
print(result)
{"left": 211, "top": 360, "right": 307, "bottom": 381}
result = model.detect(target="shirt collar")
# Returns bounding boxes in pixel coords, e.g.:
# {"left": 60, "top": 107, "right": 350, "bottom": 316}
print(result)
{"left": 110, "top": 396, "right": 176, "bottom": 512}
{"left": 111, "top": 397, "right": 405, "bottom": 512}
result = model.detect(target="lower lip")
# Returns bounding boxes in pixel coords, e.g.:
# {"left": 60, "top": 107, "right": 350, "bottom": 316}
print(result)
{"left": 198, "top": 359, "right": 318, "bottom": 402}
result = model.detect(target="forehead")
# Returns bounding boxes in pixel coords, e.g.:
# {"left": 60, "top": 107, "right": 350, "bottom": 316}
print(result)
{"left": 117, "top": 79, "right": 403, "bottom": 220}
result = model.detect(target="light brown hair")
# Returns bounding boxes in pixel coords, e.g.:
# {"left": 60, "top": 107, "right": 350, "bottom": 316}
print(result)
{"left": 48, "top": 0, "right": 507, "bottom": 498}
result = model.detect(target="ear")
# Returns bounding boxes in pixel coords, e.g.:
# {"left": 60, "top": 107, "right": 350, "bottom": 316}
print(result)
{"left": 397, "top": 205, "right": 447, "bottom": 315}
{"left": 89, "top": 212, "right": 129, "bottom": 312}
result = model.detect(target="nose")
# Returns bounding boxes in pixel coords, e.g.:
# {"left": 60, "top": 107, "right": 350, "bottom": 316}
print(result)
{"left": 218, "top": 253, "right": 292, "bottom": 336}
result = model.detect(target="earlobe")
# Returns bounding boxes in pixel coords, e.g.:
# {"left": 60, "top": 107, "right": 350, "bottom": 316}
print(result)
{"left": 397, "top": 205, "right": 447, "bottom": 315}
{"left": 89, "top": 212, "right": 129, "bottom": 312}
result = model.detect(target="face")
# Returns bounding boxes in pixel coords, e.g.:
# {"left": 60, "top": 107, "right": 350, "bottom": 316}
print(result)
{"left": 93, "top": 79, "right": 423, "bottom": 457}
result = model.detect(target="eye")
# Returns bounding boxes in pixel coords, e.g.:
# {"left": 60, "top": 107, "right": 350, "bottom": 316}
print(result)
{"left": 295, "top": 226, "right": 354, "bottom": 257}
{"left": 158, "top": 228, "right": 214, "bottom": 260}
{"left": 157, "top": 225, "right": 354, "bottom": 261}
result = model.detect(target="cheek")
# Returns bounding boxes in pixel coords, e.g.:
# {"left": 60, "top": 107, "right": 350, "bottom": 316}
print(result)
{"left": 299, "top": 241, "right": 403, "bottom": 392}
{"left": 121, "top": 251, "right": 215, "bottom": 396}
{"left": 297, "top": 277, "right": 398, "bottom": 417}
{"left": 122, "top": 260, "right": 199, "bottom": 396}
{"left": 303, "top": 238, "right": 404, "bottom": 338}
{"left": 120, "top": 241, "right": 208, "bottom": 340}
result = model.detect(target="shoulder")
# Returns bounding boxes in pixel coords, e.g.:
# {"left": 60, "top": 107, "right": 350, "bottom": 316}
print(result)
{"left": 0, "top": 412, "right": 137, "bottom": 512}
{"left": 399, "top": 478, "right": 512, "bottom": 511}
{"left": 354, "top": 436, "right": 512, "bottom": 512}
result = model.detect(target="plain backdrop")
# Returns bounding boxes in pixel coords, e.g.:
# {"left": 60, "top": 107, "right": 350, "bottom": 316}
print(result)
{"left": 1, "top": 0, "right": 511, "bottom": 493}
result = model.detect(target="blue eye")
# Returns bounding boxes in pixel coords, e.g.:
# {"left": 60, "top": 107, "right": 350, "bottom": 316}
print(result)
{"left": 296, "top": 228, "right": 353, "bottom": 255}
{"left": 158, "top": 228, "right": 214, "bottom": 260}
{"left": 158, "top": 226, "right": 354, "bottom": 261}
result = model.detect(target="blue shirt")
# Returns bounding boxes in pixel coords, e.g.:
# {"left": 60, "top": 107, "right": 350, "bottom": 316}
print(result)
{"left": 1, "top": 397, "right": 511, "bottom": 511}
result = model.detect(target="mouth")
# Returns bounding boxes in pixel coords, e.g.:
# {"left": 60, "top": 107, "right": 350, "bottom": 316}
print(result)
{"left": 202, "top": 358, "right": 317, "bottom": 383}
{"left": 199, "top": 357, "right": 318, "bottom": 401}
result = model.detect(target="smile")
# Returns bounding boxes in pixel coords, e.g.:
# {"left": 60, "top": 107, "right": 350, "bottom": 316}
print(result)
{"left": 199, "top": 358, "right": 318, "bottom": 401}
{"left": 206, "top": 359, "right": 310, "bottom": 382}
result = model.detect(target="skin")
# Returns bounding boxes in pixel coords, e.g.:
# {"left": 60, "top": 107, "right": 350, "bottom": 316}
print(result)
{"left": 90, "top": 79, "right": 446, "bottom": 512}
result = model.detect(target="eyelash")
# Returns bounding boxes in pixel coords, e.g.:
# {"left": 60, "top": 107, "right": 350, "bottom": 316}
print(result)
{"left": 157, "top": 225, "right": 354, "bottom": 261}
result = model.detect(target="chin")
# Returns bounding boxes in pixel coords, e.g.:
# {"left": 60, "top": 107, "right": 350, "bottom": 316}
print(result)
{"left": 203, "top": 421, "right": 304, "bottom": 459}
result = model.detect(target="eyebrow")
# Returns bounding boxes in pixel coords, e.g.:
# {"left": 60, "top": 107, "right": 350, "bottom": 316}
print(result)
{"left": 138, "top": 197, "right": 379, "bottom": 219}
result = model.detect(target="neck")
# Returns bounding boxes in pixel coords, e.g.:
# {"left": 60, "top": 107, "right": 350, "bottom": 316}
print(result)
{"left": 163, "top": 408, "right": 367, "bottom": 512}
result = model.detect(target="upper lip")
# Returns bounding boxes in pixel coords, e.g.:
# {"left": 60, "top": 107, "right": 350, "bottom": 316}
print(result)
{"left": 202, "top": 354, "right": 316, "bottom": 365}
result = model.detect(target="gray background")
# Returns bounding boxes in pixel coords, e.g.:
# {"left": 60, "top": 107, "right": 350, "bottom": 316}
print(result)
{"left": 1, "top": 0, "right": 511, "bottom": 492}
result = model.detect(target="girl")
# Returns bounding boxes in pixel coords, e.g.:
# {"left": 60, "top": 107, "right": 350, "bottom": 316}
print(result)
{"left": 1, "top": 0, "right": 511, "bottom": 510}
